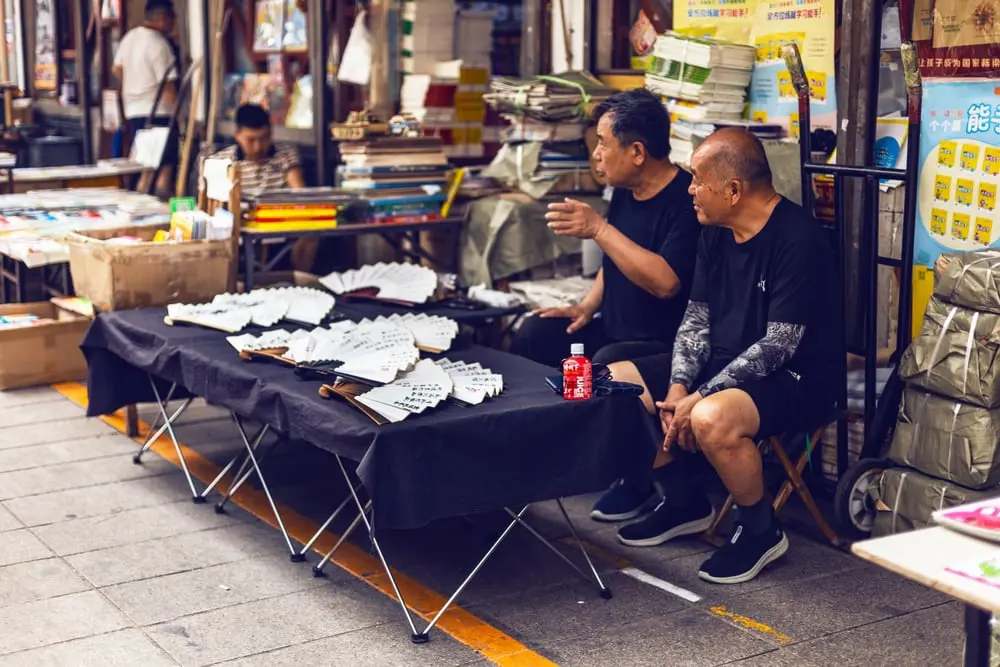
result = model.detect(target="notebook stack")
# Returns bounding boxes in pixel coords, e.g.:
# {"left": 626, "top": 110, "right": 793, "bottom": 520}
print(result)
{"left": 645, "top": 32, "right": 755, "bottom": 123}
{"left": 337, "top": 136, "right": 450, "bottom": 224}
{"left": 668, "top": 117, "right": 783, "bottom": 169}
{"left": 243, "top": 188, "right": 349, "bottom": 232}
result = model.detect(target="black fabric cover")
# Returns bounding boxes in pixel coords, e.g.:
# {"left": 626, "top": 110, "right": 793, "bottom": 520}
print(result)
{"left": 82, "top": 308, "right": 658, "bottom": 530}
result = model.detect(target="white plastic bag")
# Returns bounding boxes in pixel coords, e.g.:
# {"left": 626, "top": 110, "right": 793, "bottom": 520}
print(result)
{"left": 337, "top": 10, "right": 372, "bottom": 86}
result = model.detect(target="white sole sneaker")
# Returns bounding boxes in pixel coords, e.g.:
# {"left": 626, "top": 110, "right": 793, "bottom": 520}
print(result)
{"left": 617, "top": 508, "right": 717, "bottom": 547}
{"left": 589, "top": 495, "right": 659, "bottom": 523}
{"left": 697, "top": 532, "right": 790, "bottom": 585}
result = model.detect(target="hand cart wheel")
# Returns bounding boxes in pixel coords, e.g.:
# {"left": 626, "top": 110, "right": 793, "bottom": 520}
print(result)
{"left": 833, "top": 457, "right": 892, "bottom": 540}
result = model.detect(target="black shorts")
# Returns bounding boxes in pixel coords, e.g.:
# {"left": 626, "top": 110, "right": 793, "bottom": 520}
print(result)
{"left": 631, "top": 353, "right": 836, "bottom": 439}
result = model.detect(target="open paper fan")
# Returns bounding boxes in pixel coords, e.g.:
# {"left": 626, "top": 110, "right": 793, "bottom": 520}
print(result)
{"left": 165, "top": 303, "right": 254, "bottom": 333}
{"left": 169, "top": 286, "right": 335, "bottom": 333}
{"left": 354, "top": 359, "right": 454, "bottom": 423}
{"left": 435, "top": 359, "right": 504, "bottom": 405}
{"left": 319, "top": 262, "right": 438, "bottom": 304}
{"left": 380, "top": 313, "right": 458, "bottom": 352}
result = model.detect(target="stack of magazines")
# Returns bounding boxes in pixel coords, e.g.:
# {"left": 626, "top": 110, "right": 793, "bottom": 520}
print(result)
{"left": 484, "top": 71, "right": 616, "bottom": 123}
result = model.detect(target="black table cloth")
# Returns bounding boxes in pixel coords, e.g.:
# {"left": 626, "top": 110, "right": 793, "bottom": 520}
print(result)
{"left": 81, "top": 308, "right": 659, "bottom": 530}
{"left": 334, "top": 299, "right": 526, "bottom": 326}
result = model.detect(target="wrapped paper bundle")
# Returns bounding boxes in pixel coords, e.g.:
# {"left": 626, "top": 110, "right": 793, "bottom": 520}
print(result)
{"left": 869, "top": 466, "right": 995, "bottom": 537}
{"left": 888, "top": 388, "right": 1000, "bottom": 489}
{"left": 935, "top": 250, "right": 1000, "bottom": 314}
{"left": 898, "top": 295, "right": 1000, "bottom": 407}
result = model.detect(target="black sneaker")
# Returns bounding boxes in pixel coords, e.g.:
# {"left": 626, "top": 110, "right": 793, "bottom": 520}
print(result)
{"left": 698, "top": 522, "right": 789, "bottom": 584}
{"left": 617, "top": 498, "right": 716, "bottom": 547}
{"left": 590, "top": 479, "right": 658, "bottom": 522}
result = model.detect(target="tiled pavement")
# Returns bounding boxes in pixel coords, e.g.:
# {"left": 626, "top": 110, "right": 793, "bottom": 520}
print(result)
{"left": 0, "top": 386, "right": 966, "bottom": 666}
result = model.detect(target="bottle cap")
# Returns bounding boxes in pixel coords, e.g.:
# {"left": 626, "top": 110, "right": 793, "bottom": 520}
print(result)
{"left": 570, "top": 343, "right": 585, "bottom": 356}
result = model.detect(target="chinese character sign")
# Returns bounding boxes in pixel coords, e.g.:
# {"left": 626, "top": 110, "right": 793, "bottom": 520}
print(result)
{"left": 673, "top": 0, "right": 760, "bottom": 43}
{"left": 911, "top": 79, "right": 1000, "bottom": 332}
{"left": 747, "top": 0, "right": 836, "bottom": 137}
{"left": 902, "top": 0, "right": 1000, "bottom": 78}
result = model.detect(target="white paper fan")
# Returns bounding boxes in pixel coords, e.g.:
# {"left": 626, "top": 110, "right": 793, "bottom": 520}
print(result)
{"left": 356, "top": 360, "right": 453, "bottom": 422}
{"left": 435, "top": 359, "right": 504, "bottom": 405}
{"left": 319, "top": 262, "right": 438, "bottom": 304}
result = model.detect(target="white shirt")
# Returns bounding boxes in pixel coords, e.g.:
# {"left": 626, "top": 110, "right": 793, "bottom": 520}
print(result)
{"left": 113, "top": 26, "right": 178, "bottom": 120}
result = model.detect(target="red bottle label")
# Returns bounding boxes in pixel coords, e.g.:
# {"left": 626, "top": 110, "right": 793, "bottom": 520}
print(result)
{"left": 563, "top": 356, "right": 593, "bottom": 400}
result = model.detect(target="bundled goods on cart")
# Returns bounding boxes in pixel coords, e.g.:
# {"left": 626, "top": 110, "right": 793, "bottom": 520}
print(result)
{"left": 869, "top": 250, "right": 1000, "bottom": 537}
{"left": 242, "top": 187, "right": 353, "bottom": 232}
{"left": 337, "top": 136, "right": 453, "bottom": 224}
{"left": 644, "top": 32, "right": 767, "bottom": 168}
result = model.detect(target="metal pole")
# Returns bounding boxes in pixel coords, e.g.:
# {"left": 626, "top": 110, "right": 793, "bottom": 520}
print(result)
{"left": 308, "top": 0, "right": 330, "bottom": 185}
{"left": 896, "top": 42, "right": 922, "bottom": 353}
{"left": 74, "top": 0, "right": 94, "bottom": 163}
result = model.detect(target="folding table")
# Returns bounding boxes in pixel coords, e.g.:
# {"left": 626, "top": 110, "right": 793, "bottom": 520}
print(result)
{"left": 82, "top": 307, "right": 658, "bottom": 641}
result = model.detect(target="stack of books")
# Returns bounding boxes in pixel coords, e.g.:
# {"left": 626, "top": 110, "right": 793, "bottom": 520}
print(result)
{"left": 242, "top": 188, "right": 350, "bottom": 232}
{"left": 645, "top": 33, "right": 755, "bottom": 123}
{"left": 400, "top": 0, "right": 454, "bottom": 76}
{"left": 668, "top": 117, "right": 784, "bottom": 169}
{"left": 337, "top": 137, "right": 450, "bottom": 224}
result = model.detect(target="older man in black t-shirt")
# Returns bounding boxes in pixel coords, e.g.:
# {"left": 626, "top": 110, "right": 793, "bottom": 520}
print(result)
{"left": 509, "top": 88, "right": 701, "bottom": 369}
{"left": 602, "top": 128, "right": 844, "bottom": 585}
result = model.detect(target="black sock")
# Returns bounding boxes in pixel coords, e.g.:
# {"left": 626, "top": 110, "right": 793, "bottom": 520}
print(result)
{"left": 737, "top": 497, "right": 775, "bottom": 535}
{"left": 652, "top": 462, "right": 710, "bottom": 513}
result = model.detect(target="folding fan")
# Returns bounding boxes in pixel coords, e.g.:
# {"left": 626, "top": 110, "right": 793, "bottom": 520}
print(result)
{"left": 319, "top": 262, "right": 439, "bottom": 304}
{"left": 435, "top": 359, "right": 504, "bottom": 405}
{"left": 353, "top": 359, "right": 454, "bottom": 423}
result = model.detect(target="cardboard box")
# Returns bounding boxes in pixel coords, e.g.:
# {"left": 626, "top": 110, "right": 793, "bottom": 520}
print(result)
{"left": 0, "top": 301, "right": 90, "bottom": 390}
{"left": 67, "top": 227, "right": 232, "bottom": 312}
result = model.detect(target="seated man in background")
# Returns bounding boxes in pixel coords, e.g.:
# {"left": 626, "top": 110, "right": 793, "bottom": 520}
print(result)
{"left": 509, "top": 87, "right": 701, "bottom": 368}
{"left": 600, "top": 128, "right": 843, "bottom": 584}
{"left": 211, "top": 104, "right": 314, "bottom": 270}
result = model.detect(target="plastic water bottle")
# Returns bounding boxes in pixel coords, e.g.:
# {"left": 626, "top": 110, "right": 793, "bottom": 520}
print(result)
{"left": 563, "top": 343, "right": 593, "bottom": 401}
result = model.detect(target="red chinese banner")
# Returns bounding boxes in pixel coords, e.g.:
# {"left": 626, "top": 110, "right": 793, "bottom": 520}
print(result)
{"left": 899, "top": 0, "right": 1000, "bottom": 78}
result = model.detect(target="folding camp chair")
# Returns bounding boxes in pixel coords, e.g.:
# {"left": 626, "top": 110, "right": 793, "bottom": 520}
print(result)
{"left": 704, "top": 411, "right": 843, "bottom": 547}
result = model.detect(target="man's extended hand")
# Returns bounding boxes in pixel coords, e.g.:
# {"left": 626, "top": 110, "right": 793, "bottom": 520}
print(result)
{"left": 545, "top": 198, "right": 607, "bottom": 240}
{"left": 534, "top": 302, "right": 596, "bottom": 334}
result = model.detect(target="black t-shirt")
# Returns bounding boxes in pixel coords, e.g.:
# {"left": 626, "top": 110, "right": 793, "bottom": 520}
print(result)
{"left": 601, "top": 169, "right": 702, "bottom": 342}
{"left": 690, "top": 198, "right": 843, "bottom": 379}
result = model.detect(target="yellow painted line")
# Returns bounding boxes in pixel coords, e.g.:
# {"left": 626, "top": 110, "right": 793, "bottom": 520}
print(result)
{"left": 51, "top": 382, "right": 556, "bottom": 667}
{"left": 708, "top": 605, "right": 793, "bottom": 644}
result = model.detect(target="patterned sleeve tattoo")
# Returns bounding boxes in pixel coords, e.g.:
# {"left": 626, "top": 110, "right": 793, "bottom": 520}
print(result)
{"left": 697, "top": 322, "right": 806, "bottom": 397}
{"left": 669, "top": 301, "right": 711, "bottom": 390}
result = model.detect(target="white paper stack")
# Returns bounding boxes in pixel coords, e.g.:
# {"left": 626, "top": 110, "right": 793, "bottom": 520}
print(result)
{"left": 319, "top": 262, "right": 439, "bottom": 304}
{"left": 435, "top": 359, "right": 504, "bottom": 405}
{"left": 356, "top": 359, "right": 454, "bottom": 423}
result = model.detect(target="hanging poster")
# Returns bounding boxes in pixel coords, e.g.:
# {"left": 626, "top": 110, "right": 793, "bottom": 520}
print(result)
{"left": 901, "top": 0, "right": 1000, "bottom": 78}
{"left": 746, "top": 0, "right": 836, "bottom": 138}
{"left": 672, "top": 0, "right": 759, "bottom": 44}
{"left": 34, "top": 0, "right": 57, "bottom": 91}
{"left": 911, "top": 78, "right": 1000, "bottom": 333}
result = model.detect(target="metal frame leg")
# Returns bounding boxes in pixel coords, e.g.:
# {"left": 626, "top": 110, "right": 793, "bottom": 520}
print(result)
{"left": 965, "top": 606, "right": 991, "bottom": 667}
{"left": 132, "top": 383, "right": 183, "bottom": 464}
{"left": 231, "top": 414, "right": 298, "bottom": 558}
{"left": 311, "top": 500, "right": 370, "bottom": 575}
{"left": 197, "top": 424, "right": 269, "bottom": 506}
{"left": 294, "top": 483, "right": 365, "bottom": 563}
{"left": 148, "top": 377, "right": 200, "bottom": 499}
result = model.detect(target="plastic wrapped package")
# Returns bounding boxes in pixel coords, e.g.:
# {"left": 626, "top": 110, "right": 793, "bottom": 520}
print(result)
{"left": 869, "top": 466, "right": 996, "bottom": 537}
{"left": 935, "top": 249, "right": 1000, "bottom": 315}
{"left": 889, "top": 388, "right": 1000, "bottom": 489}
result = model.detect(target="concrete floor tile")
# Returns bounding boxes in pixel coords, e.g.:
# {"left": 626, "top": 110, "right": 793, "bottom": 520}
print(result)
{"left": 0, "top": 418, "right": 118, "bottom": 450}
{"left": 0, "top": 503, "right": 22, "bottom": 531}
{"left": 0, "top": 629, "right": 178, "bottom": 667}
{"left": 0, "top": 387, "right": 63, "bottom": 408}
{"left": 218, "top": 623, "right": 477, "bottom": 667}
{"left": 147, "top": 584, "right": 398, "bottom": 666}
{"left": 541, "top": 608, "right": 774, "bottom": 667}
{"left": 3, "top": 474, "right": 195, "bottom": 527}
{"left": 0, "top": 455, "right": 176, "bottom": 501}
{"left": 103, "top": 555, "right": 340, "bottom": 626}
{"left": 0, "top": 435, "right": 138, "bottom": 474}
{"left": 0, "top": 400, "right": 86, "bottom": 428}
{"left": 0, "top": 528, "right": 52, "bottom": 566}
{"left": 712, "top": 564, "right": 950, "bottom": 645}
{"left": 0, "top": 590, "right": 129, "bottom": 656}
{"left": 781, "top": 602, "right": 963, "bottom": 667}
{"left": 470, "top": 571, "right": 689, "bottom": 646}
{"left": 0, "top": 558, "right": 91, "bottom": 607}
{"left": 67, "top": 522, "right": 293, "bottom": 588}
{"left": 723, "top": 649, "right": 825, "bottom": 666}
{"left": 33, "top": 499, "right": 242, "bottom": 557}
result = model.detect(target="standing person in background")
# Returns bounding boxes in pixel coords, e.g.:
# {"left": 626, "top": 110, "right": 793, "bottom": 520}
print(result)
{"left": 112, "top": 0, "right": 179, "bottom": 199}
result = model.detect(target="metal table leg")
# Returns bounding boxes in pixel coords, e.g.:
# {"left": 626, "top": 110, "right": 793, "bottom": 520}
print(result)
{"left": 965, "top": 606, "right": 991, "bottom": 667}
